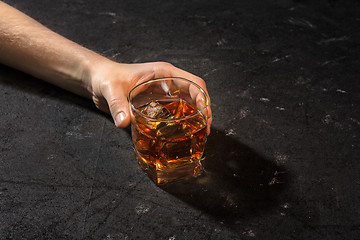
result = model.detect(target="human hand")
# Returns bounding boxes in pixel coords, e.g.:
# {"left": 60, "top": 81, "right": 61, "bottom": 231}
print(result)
{"left": 89, "top": 61, "right": 213, "bottom": 134}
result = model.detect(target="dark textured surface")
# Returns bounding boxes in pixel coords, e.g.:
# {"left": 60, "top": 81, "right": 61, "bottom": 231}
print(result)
{"left": 1, "top": 0, "right": 360, "bottom": 239}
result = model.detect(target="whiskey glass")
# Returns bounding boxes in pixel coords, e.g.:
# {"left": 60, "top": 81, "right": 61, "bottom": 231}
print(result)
{"left": 128, "top": 77, "right": 209, "bottom": 185}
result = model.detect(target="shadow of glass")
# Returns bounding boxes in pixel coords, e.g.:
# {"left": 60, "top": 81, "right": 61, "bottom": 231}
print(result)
{"left": 161, "top": 128, "right": 289, "bottom": 224}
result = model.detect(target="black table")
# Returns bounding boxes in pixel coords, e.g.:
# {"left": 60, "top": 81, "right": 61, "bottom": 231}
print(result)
{"left": 1, "top": 0, "right": 359, "bottom": 239}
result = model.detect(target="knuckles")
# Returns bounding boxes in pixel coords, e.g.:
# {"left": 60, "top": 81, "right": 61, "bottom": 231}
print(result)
{"left": 157, "top": 61, "right": 173, "bottom": 67}
{"left": 153, "top": 61, "right": 174, "bottom": 70}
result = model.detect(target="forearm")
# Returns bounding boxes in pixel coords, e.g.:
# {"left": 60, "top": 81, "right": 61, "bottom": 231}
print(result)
{"left": 0, "top": 1, "right": 107, "bottom": 98}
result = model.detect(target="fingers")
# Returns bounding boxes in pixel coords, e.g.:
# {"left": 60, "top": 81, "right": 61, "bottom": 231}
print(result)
{"left": 93, "top": 61, "right": 212, "bottom": 133}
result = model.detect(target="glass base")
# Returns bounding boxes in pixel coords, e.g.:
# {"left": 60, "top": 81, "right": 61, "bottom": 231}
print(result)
{"left": 135, "top": 152, "right": 205, "bottom": 185}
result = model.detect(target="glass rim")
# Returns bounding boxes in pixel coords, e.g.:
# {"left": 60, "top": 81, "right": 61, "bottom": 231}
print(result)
{"left": 128, "top": 77, "right": 209, "bottom": 122}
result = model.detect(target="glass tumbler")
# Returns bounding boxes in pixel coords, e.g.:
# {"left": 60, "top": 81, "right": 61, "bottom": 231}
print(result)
{"left": 128, "top": 77, "right": 209, "bottom": 185}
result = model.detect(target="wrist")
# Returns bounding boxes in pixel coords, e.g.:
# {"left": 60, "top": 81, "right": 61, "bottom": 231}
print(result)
{"left": 79, "top": 51, "right": 112, "bottom": 99}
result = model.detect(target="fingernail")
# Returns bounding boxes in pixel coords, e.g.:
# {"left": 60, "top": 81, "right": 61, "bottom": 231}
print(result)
{"left": 115, "top": 111, "right": 126, "bottom": 127}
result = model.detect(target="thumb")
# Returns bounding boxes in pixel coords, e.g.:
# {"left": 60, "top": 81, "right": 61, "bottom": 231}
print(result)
{"left": 98, "top": 78, "right": 131, "bottom": 128}
{"left": 107, "top": 96, "right": 131, "bottom": 128}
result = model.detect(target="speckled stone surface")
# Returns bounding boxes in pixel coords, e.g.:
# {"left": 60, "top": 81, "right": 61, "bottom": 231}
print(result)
{"left": 1, "top": 0, "right": 360, "bottom": 239}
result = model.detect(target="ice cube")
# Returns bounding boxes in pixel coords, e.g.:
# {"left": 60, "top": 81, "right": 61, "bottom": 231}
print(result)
{"left": 173, "top": 99, "right": 185, "bottom": 118}
{"left": 164, "top": 99, "right": 186, "bottom": 118}
{"left": 140, "top": 101, "right": 171, "bottom": 119}
{"left": 155, "top": 106, "right": 172, "bottom": 119}
{"left": 156, "top": 121, "right": 193, "bottom": 140}
{"left": 143, "top": 101, "right": 162, "bottom": 117}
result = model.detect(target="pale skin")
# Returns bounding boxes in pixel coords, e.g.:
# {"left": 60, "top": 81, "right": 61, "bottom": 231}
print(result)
{"left": 0, "top": 2, "right": 212, "bottom": 134}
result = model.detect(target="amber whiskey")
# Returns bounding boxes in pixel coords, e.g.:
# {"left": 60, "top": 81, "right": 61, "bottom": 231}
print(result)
{"left": 131, "top": 99, "right": 207, "bottom": 184}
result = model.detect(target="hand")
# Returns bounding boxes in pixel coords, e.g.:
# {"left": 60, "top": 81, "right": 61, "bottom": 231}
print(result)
{"left": 89, "top": 61, "right": 213, "bottom": 134}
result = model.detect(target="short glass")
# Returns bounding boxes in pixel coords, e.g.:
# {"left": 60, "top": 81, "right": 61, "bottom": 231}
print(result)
{"left": 129, "top": 77, "right": 209, "bottom": 185}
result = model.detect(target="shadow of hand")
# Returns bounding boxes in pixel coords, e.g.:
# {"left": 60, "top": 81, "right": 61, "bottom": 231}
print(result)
{"left": 161, "top": 128, "right": 288, "bottom": 223}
